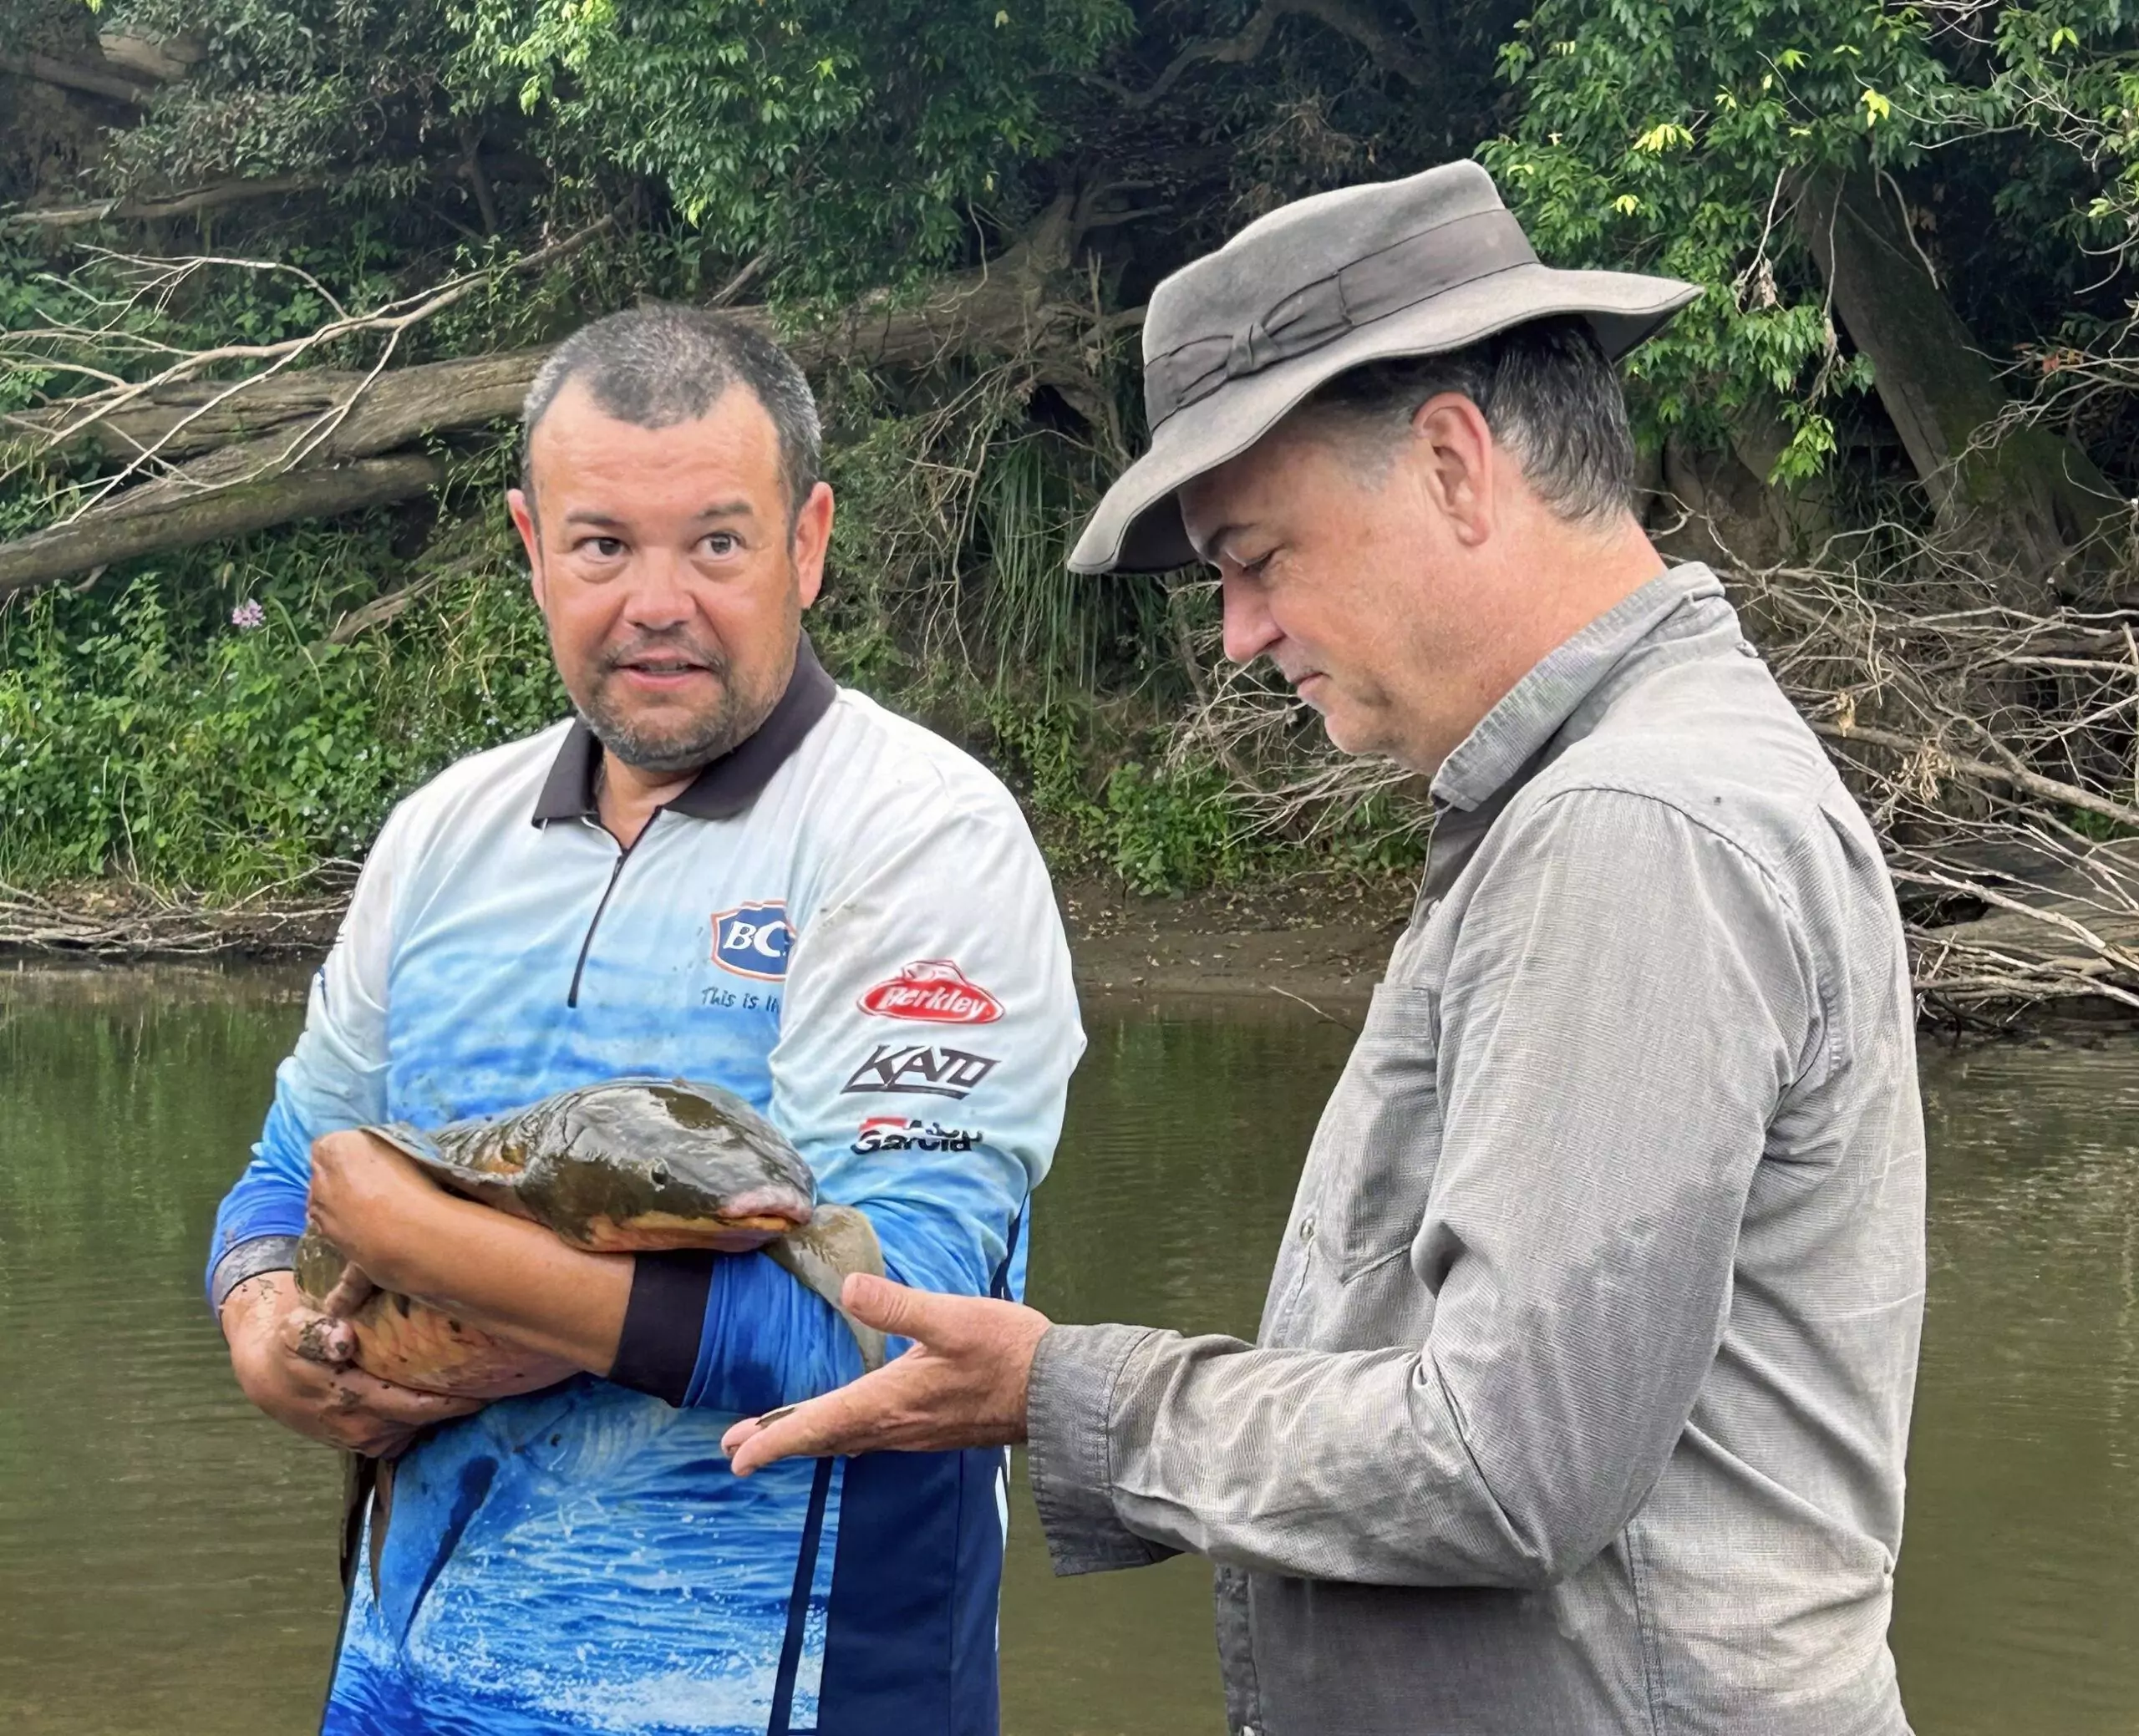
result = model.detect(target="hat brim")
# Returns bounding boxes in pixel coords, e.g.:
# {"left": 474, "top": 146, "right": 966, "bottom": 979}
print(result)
{"left": 1069, "top": 264, "right": 1701, "bottom": 574}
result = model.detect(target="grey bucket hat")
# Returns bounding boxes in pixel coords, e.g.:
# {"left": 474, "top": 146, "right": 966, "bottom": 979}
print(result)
{"left": 1069, "top": 160, "right": 1700, "bottom": 574}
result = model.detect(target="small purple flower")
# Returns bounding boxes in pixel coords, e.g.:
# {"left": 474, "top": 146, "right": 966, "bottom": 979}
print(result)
{"left": 230, "top": 599, "right": 266, "bottom": 631}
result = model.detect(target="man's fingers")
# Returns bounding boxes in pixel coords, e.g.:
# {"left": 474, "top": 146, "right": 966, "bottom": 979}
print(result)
{"left": 840, "top": 1272, "right": 942, "bottom": 1339}
{"left": 320, "top": 1266, "right": 378, "bottom": 1318}
{"left": 282, "top": 1307, "right": 357, "bottom": 1368}
{"left": 331, "top": 1368, "right": 484, "bottom": 1426}
{"left": 722, "top": 1372, "right": 902, "bottom": 1476}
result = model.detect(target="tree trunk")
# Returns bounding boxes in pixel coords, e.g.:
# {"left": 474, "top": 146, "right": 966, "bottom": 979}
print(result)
{"left": 0, "top": 48, "right": 152, "bottom": 107}
{"left": 1651, "top": 404, "right": 1837, "bottom": 573}
{"left": 1795, "top": 169, "right": 2126, "bottom": 607}
{"left": 0, "top": 456, "right": 443, "bottom": 598}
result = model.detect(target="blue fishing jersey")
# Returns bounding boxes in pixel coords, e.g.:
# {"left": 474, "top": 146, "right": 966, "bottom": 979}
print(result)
{"left": 208, "top": 642, "right": 1085, "bottom": 1734}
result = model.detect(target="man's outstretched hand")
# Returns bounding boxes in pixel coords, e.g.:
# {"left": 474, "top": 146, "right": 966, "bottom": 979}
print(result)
{"left": 722, "top": 1274, "right": 1050, "bottom": 1475}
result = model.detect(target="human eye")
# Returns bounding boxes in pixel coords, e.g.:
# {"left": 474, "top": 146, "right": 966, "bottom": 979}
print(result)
{"left": 575, "top": 535, "right": 627, "bottom": 560}
{"left": 701, "top": 530, "right": 743, "bottom": 558}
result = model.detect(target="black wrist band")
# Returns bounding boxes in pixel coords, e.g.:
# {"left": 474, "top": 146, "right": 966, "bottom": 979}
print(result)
{"left": 609, "top": 1250, "right": 718, "bottom": 1407}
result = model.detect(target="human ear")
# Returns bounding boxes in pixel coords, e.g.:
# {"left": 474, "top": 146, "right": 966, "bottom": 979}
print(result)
{"left": 790, "top": 481, "right": 835, "bottom": 610}
{"left": 507, "top": 488, "right": 548, "bottom": 609}
{"left": 1411, "top": 394, "right": 1496, "bottom": 547}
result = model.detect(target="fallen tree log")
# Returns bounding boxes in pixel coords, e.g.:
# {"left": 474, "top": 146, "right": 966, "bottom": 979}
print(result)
{"left": 94, "top": 28, "right": 203, "bottom": 86}
{"left": 0, "top": 201, "right": 1106, "bottom": 596}
{"left": 0, "top": 454, "right": 444, "bottom": 592}
{"left": 6, "top": 175, "right": 326, "bottom": 232}
{"left": 0, "top": 48, "right": 154, "bottom": 107}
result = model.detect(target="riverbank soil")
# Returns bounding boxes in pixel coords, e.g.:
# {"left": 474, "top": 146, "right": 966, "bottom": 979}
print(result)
{"left": 1060, "top": 871, "right": 1414, "bottom": 1009}
{"left": 0, "top": 870, "right": 1423, "bottom": 1009}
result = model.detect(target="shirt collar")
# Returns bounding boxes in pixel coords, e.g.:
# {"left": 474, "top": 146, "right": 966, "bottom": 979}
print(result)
{"left": 1429, "top": 563, "right": 1725, "bottom": 813}
{"left": 531, "top": 632, "right": 837, "bottom": 826}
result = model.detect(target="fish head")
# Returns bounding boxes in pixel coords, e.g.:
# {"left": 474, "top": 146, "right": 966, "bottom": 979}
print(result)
{"left": 516, "top": 1077, "right": 818, "bottom": 1253}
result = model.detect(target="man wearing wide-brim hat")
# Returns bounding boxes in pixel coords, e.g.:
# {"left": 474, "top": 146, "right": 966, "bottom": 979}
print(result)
{"left": 726, "top": 161, "right": 1926, "bottom": 1736}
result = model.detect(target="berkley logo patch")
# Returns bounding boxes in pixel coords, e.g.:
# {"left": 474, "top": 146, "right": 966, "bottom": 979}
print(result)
{"left": 857, "top": 959, "right": 1003, "bottom": 1024}
{"left": 713, "top": 902, "right": 794, "bottom": 981}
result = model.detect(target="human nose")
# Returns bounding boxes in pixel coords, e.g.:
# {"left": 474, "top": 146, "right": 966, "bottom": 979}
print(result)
{"left": 619, "top": 550, "right": 695, "bottom": 632}
{"left": 1220, "top": 569, "right": 1283, "bottom": 666}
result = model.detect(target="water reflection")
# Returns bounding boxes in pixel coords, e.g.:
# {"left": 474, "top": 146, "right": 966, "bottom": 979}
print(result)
{"left": 0, "top": 972, "right": 2133, "bottom": 1733}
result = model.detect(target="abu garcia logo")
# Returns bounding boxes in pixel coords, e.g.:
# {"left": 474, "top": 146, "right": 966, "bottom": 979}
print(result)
{"left": 713, "top": 901, "right": 794, "bottom": 980}
{"left": 852, "top": 1116, "right": 984, "bottom": 1155}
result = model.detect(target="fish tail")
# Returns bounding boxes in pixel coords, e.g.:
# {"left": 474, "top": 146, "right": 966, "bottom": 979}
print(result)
{"left": 769, "top": 1206, "right": 889, "bottom": 1373}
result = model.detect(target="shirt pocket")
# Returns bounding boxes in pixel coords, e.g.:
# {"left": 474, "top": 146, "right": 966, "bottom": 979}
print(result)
{"left": 1312, "top": 981, "right": 1444, "bottom": 1282}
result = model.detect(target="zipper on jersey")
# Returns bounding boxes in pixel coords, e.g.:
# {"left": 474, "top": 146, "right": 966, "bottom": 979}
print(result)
{"left": 567, "top": 814, "right": 657, "bottom": 1008}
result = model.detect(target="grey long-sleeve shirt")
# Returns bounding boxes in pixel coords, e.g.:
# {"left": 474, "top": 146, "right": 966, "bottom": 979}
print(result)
{"left": 1027, "top": 565, "right": 1924, "bottom": 1736}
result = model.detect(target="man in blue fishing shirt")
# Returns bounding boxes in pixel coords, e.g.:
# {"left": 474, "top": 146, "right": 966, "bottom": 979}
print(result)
{"left": 209, "top": 303, "right": 1085, "bottom": 1736}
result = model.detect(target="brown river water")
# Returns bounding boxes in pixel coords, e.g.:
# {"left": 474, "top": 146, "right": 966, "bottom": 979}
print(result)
{"left": 0, "top": 967, "right": 2134, "bottom": 1733}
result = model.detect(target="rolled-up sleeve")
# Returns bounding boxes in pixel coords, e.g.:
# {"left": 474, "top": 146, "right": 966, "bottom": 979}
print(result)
{"left": 1027, "top": 787, "right": 1819, "bottom": 1586}
{"left": 206, "top": 803, "right": 403, "bottom": 1314}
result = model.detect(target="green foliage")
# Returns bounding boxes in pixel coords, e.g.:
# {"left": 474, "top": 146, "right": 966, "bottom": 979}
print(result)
{"left": 1979, "top": 1, "right": 2139, "bottom": 258}
{"left": 452, "top": 0, "right": 1130, "bottom": 299}
{"left": 0, "top": 525, "right": 564, "bottom": 891}
{"left": 1481, "top": 0, "right": 1961, "bottom": 475}
{"left": 24, "top": 0, "right": 2139, "bottom": 908}
{"left": 1098, "top": 757, "right": 1263, "bottom": 895}
{"left": 978, "top": 695, "right": 1268, "bottom": 894}
{"left": 105, "top": 0, "right": 465, "bottom": 193}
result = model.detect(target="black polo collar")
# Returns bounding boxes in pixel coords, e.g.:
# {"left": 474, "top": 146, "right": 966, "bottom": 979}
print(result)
{"left": 531, "top": 633, "right": 836, "bottom": 826}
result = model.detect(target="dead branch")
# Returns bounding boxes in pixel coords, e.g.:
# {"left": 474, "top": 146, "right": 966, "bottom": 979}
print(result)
{"left": 0, "top": 200, "right": 1115, "bottom": 596}
{"left": 0, "top": 876, "right": 348, "bottom": 957}
{"left": 1809, "top": 719, "right": 2139, "bottom": 830}
{"left": 4, "top": 220, "right": 613, "bottom": 521}
{"left": 6, "top": 176, "right": 326, "bottom": 232}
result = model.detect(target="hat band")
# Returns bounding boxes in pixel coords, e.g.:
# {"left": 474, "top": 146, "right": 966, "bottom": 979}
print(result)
{"left": 1144, "top": 208, "right": 1541, "bottom": 429}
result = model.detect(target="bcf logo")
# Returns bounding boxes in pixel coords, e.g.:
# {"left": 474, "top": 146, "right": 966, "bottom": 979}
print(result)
{"left": 713, "top": 901, "right": 794, "bottom": 980}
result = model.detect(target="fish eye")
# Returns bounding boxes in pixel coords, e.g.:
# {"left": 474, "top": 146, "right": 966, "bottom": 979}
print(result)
{"left": 649, "top": 1161, "right": 672, "bottom": 1185}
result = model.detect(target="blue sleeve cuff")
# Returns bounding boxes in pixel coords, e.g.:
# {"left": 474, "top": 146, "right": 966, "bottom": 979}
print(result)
{"left": 679, "top": 1249, "right": 869, "bottom": 1414}
{"left": 206, "top": 1233, "right": 305, "bottom": 1325}
{"left": 205, "top": 1196, "right": 308, "bottom": 1307}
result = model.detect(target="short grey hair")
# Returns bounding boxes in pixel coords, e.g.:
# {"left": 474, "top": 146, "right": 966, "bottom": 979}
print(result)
{"left": 1297, "top": 316, "right": 1636, "bottom": 525}
{"left": 520, "top": 304, "right": 822, "bottom": 518}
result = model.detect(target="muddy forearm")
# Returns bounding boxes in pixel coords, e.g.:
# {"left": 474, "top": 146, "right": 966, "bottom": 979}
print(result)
{"left": 368, "top": 1193, "right": 633, "bottom": 1376}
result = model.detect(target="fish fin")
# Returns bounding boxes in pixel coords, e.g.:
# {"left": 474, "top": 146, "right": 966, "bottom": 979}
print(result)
{"left": 296, "top": 1228, "right": 351, "bottom": 1307}
{"left": 358, "top": 1121, "right": 525, "bottom": 1211}
{"left": 338, "top": 1452, "right": 373, "bottom": 1595}
{"left": 768, "top": 1205, "right": 888, "bottom": 1373}
{"left": 368, "top": 1457, "right": 394, "bottom": 1604}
